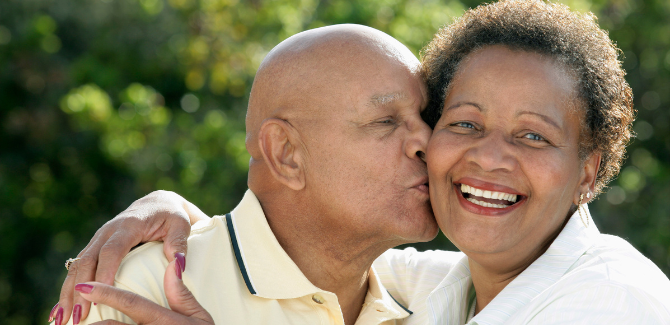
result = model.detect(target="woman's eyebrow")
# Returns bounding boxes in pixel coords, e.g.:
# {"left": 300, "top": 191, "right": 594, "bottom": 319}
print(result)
{"left": 516, "top": 110, "right": 562, "bottom": 130}
{"left": 444, "top": 101, "right": 483, "bottom": 112}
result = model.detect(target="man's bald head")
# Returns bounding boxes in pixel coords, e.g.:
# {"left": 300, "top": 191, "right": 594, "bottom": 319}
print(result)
{"left": 244, "top": 24, "right": 436, "bottom": 252}
{"left": 245, "top": 24, "right": 421, "bottom": 160}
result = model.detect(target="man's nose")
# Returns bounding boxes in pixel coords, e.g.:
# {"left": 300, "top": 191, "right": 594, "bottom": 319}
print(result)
{"left": 405, "top": 118, "right": 432, "bottom": 162}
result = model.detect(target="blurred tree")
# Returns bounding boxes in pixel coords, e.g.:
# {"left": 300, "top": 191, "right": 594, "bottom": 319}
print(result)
{"left": 0, "top": 0, "right": 668, "bottom": 324}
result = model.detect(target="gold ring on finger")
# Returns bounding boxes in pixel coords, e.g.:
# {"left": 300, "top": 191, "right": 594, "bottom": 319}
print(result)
{"left": 65, "top": 257, "right": 81, "bottom": 271}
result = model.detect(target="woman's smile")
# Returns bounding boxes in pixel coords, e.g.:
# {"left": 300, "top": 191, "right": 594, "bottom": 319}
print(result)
{"left": 454, "top": 179, "right": 526, "bottom": 216}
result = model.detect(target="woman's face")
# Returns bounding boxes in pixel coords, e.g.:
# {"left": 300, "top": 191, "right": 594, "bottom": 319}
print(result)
{"left": 427, "top": 45, "right": 599, "bottom": 271}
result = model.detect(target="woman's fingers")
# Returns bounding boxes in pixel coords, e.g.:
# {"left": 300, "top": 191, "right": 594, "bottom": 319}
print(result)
{"left": 94, "top": 226, "right": 144, "bottom": 285}
{"left": 163, "top": 259, "right": 214, "bottom": 322}
{"left": 90, "top": 321, "right": 133, "bottom": 325}
{"left": 57, "top": 227, "right": 113, "bottom": 325}
{"left": 76, "top": 281, "right": 170, "bottom": 325}
{"left": 158, "top": 210, "right": 191, "bottom": 273}
{"left": 67, "top": 253, "right": 99, "bottom": 325}
{"left": 76, "top": 261, "right": 214, "bottom": 325}
{"left": 56, "top": 268, "right": 74, "bottom": 325}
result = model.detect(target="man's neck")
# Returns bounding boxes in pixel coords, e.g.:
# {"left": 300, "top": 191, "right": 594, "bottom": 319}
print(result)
{"left": 261, "top": 199, "right": 396, "bottom": 325}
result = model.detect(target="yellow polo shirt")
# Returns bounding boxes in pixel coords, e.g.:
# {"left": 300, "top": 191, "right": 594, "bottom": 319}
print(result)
{"left": 74, "top": 190, "right": 412, "bottom": 325}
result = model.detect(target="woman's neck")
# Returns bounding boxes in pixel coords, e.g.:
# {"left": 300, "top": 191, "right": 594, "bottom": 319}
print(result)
{"left": 469, "top": 259, "right": 525, "bottom": 314}
{"left": 468, "top": 227, "right": 565, "bottom": 314}
{"left": 468, "top": 214, "right": 572, "bottom": 314}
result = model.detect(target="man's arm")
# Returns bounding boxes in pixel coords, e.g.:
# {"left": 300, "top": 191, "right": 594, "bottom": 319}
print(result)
{"left": 56, "top": 190, "right": 207, "bottom": 325}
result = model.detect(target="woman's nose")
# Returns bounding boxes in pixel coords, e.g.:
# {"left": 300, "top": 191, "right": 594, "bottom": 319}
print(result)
{"left": 463, "top": 132, "right": 517, "bottom": 173}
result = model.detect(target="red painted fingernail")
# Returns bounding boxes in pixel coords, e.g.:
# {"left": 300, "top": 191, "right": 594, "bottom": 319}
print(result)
{"left": 175, "top": 258, "right": 183, "bottom": 280}
{"left": 74, "top": 283, "right": 94, "bottom": 294}
{"left": 55, "top": 307, "right": 64, "bottom": 325}
{"left": 175, "top": 252, "right": 186, "bottom": 272}
{"left": 73, "top": 304, "right": 82, "bottom": 325}
{"left": 48, "top": 303, "right": 58, "bottom": 322}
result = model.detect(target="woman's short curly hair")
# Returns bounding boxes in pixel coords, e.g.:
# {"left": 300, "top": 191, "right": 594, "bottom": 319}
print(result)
{"left": 421, "top": 0, "right": 635, "bottom": 196}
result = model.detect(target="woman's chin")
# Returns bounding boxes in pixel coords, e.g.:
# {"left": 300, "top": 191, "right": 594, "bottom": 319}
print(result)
{"left": 440, "top": 207, "right": 530, "bottom": 259}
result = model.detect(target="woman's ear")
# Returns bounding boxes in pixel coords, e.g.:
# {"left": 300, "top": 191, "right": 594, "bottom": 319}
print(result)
{"left": 257, "top": 118, "right": 306, "bottom": 191}
{"left": 575, "top": 152, "right": 601, "bottom": 204}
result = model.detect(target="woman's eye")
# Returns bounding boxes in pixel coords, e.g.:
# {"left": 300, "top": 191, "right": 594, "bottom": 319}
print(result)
{"left": 523, "top": 133, "right": 545, "bottom": 141}
{"left": 453, "top": 121, "right": 476, "bottom": 129}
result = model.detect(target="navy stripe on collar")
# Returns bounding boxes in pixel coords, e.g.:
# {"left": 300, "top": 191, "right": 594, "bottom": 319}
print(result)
{"left": 225, "top": 213, "right": 257, "bottom": 295}
{"left": 387, "top": 290, "right": 413, "bottom": 315}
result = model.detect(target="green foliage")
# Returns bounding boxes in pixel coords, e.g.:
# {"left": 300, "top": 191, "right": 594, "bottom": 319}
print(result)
{"left": 0, "top": 0, "right": 669, "bottom": 324}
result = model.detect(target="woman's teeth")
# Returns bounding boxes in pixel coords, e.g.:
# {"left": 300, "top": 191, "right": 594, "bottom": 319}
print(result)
{"left": 460, "top": 184, "right": 518, "bottom": 209}
{"left": 466, "top": 197, "right": 508, "bottom": 208}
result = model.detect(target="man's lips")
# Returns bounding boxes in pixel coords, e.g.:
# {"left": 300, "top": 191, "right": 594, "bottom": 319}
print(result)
{"left": 411, "top": 177, "right": 429, "bottom": 194}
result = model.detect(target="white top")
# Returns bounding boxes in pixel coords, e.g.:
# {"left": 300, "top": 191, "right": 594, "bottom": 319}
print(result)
{"left": 72, "top": 190, "right": 412, "bottom": 325}
{"left": 374, "top": 205, "right": 670, "bottom": 324}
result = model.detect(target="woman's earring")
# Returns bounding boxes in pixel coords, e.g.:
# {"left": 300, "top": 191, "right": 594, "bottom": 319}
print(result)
{"left": 578, "top": 193, "right": 589, "bottom": 228}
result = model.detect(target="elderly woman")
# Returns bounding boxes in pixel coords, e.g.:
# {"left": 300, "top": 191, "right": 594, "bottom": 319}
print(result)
{"left": 373, "top": 0, "right": 670, "bottom": 323}
{"left": 55, "top": 1, "right": 670, "bottom": 324}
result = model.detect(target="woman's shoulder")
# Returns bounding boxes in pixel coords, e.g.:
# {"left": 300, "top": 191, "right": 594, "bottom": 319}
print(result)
{"left": 562, "top": 233, "right": 670, "bottom": 309}
{"left": 576, "top": 233, "right": 668, "bottom": 281}
{"left": 512, "top": 234, "right": 670, "bottom": 323}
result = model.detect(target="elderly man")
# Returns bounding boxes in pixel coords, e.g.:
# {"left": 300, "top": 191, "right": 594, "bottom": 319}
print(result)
{"left": 54, "top": 24, "right": 437, "bottom": 325}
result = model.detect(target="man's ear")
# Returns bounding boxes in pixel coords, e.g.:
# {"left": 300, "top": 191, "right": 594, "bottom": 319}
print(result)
{"left": 257, "top": 118, "right": 306, "bottom": 191}
{"left": 575, "top": 152, "right": 601, "bottom": 204}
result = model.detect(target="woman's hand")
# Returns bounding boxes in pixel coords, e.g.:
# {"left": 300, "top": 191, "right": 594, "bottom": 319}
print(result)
{"left": 75, "top": 260, "right": 214, "bottom": 325}
{"left": 54, "top": 190, "right": 208, "bottom": 325}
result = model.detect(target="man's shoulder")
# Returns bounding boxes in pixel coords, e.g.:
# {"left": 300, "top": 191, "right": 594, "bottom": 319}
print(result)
{"left": 75, "top": 215, "right": 242, "bottom": 325}
{"left": 119, "top": 241, "right": 168, "bottom": 276}
{"left": 116, "top": 214, "right": 233, "bottom": 288}
{"left": 190, "top": 214, "right": 226, "bottom": 236}
{"left": 122, "top": 215, "right": 230, "bottom": 266}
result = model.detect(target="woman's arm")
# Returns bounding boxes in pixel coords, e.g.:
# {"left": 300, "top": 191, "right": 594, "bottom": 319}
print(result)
{"left": 56, "top": 190, "right": 208, "bottom": 325}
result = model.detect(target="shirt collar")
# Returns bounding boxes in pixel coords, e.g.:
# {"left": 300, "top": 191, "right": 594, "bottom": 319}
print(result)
{"left": 425, "top": 205, "right": 599, "bottom": 325}
{"left": 226, "top": 190, "right": 320, "bottom": 299}
{"left": 425, "top": 254, "right": 472, "bottom": 324}
{"left": 226, "top": 190, "right": 413, "bottom": 320}
{"left": 356, "top": 267, "right": 413, "bottom": 324}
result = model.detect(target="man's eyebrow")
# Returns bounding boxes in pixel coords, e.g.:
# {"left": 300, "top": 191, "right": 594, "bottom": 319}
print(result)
{"left": 370, "top": 92, "right": 406, "bottom": 107}
{"left": 516, "top": 110, "right": 562, "bottom": 130}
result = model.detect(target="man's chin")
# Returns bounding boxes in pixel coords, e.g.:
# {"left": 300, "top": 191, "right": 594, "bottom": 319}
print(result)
{"left": 416, "top": 221, "right": 440, "bottom": 243}
{"left": 400, "top": 213, "right": 440, "bottom": 244}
